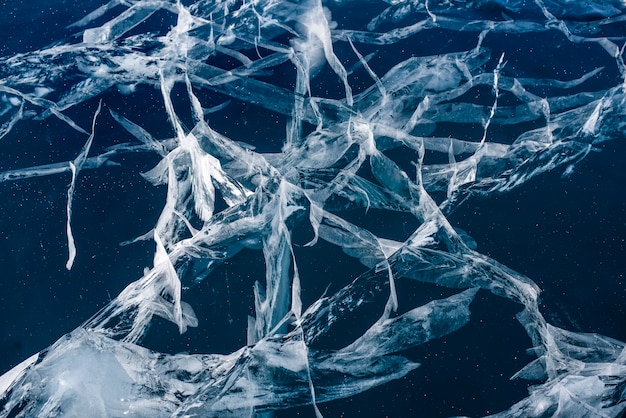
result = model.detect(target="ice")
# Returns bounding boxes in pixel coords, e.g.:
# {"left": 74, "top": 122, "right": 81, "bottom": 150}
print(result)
{"left": 65, "top": 101, "right": 102, "bottom": 270}
{"left": 0, "top": 287, "right": 474, "bottom": 417}
{"left": 0, "top": 0, "right": 625, "bottom": 417}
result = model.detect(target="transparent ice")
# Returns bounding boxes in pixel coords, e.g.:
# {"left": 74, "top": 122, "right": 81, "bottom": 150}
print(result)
{"left": 0, "top": 0, "right": 625, "bottom": 416}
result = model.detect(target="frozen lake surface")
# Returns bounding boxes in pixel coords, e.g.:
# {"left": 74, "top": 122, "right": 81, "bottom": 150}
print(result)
{"left": 0, "top": 0, "right": 625, "bottom": 416}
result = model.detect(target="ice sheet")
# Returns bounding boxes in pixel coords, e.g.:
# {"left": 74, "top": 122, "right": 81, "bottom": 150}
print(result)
{"left": 1, "top": 0, "right": 625, "bottom": 417}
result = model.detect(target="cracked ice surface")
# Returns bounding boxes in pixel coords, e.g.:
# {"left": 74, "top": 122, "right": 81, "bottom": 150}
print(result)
{"left": 0, "top": 0, "right": 625, "bottom": 416}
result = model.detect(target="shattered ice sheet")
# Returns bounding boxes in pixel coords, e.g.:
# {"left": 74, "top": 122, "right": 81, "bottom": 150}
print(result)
{"left": 0, "top": 0, "right": 625, "bottom": 417}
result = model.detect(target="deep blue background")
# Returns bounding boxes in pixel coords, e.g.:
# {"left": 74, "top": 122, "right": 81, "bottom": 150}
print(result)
{"left": 0, "top": 1, "right": 625, "bottom": 417}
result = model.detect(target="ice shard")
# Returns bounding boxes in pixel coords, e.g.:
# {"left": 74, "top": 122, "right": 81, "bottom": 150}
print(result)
{"left": 0, "top": 0, "right": 625, "bottom": 417}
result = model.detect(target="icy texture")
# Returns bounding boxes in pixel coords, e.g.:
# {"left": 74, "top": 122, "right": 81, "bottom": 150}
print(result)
{"left": 0, "top": 0, "right": 625, "bottom": 417}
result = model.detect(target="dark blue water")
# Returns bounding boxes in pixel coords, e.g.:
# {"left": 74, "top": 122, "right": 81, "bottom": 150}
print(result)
{"left": 0, "top": 1, "right": 625, "bottom": 417}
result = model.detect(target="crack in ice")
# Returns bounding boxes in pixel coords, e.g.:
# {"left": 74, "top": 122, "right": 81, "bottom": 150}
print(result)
{"left": 1, "top": 0, "right": 625, "bottom": 417}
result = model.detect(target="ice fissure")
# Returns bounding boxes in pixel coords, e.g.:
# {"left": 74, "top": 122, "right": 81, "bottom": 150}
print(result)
{"left": 0, "top": 0, "right": 625, "bottom": 417}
